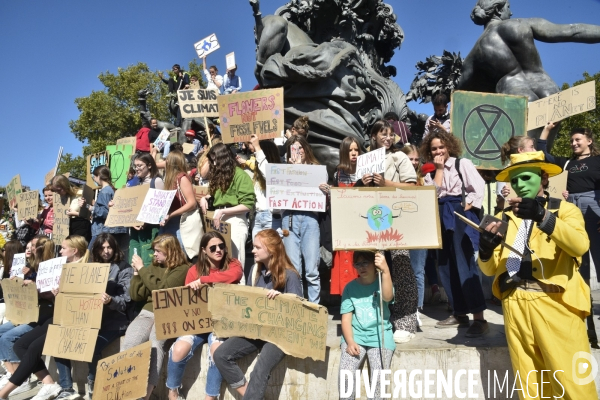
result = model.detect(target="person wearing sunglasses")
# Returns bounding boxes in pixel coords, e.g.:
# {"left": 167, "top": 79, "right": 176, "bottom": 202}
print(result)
{"left": 166, "top": 231, "right": 243, "bottom": 400}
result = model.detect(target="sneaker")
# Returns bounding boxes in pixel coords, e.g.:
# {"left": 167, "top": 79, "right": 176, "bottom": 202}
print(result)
{"left": 0, "top": 373, "right": 11, "bottom": 391}
{"left": 87, "top": 379, "right": 94, "bottom": 400}
{"left": 10, "top": 378, "right": 35, "bottom": 396}
{"left": 55, "top": 388, "right": 82, "bottom": 399}
{"left": 435, "top": 315, "right": 470, "bottom": 329}
{"left": 416, "top": 310, "right": 423, "bottom": 328}
{"left": 465, "top": 320, "right": 490, "bottom": 338}
{"left": 31, "top": 383, "right": 62, "bottom": 400}
{"left": 393, "top": 329, "right": 415, "bottom": 344}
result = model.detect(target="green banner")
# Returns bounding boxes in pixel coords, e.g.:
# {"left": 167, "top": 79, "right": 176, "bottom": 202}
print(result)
{"left": 106, "top": 144, "right": 134, "bottom": 189}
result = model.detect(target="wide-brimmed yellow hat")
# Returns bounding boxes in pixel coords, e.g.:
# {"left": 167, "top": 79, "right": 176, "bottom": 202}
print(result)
{"left": 496, "top": 151, "right": 563, "bottom": 182}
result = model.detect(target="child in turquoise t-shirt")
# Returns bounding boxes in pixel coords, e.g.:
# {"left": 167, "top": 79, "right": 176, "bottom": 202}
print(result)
{"left": 339, "top": 251, "right": 395, "bottom": 400}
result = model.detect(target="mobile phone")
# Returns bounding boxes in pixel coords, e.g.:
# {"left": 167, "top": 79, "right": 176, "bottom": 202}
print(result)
{"left": 479, "top": 214, "right": 508, "bottom": 237}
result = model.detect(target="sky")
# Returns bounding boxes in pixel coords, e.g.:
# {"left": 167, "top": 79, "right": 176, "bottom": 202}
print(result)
{"left": 1, "top": 0, "right": 600, "bottom": 191}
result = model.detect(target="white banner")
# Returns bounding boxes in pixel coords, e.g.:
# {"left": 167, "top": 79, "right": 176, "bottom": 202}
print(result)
{"left": 10, "top": 253, "right": 26, "bottom": 278}
{"left": 137, "top": 189, "right": 177, "bottom": 224}
{"left": 194, "top": 33, "right": 220, "bottom": 58}
{"left": 266, "top": 164, "right": 327, "bottom": 212}
{"left": 355, "top": 147, "right": 385, "bottom": 178}
{"left": 36, "top": 256, "right": 67, "bottom": 292}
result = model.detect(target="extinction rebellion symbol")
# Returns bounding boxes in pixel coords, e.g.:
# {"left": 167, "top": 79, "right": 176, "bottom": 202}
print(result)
{"left": 463, "top": 104, "right": 515, "bottom": 161}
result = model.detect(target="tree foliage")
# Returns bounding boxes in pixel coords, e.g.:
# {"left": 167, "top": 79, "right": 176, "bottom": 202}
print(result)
{"left": 57, "top": 152, "right": 86, "bottom": 180}
{"left": 63, "top": 60, "right": 205, "bottom": 169}
{"left": 550, "top": 71, "right": 600, "bottom": 158}
{"left": 406, "top": 51, "right": 463, "bottom": 104}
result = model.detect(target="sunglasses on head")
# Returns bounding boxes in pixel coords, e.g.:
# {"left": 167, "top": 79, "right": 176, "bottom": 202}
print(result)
{"left": 209, "top": 243, "right": 226, "bottom": 253}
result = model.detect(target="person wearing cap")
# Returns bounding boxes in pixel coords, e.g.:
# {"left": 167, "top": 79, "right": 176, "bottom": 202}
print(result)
{"left": 478, "top": 151, "right": 595, "bottom": 398}
{"left": 184, "top": 129, "right": 202, "bottom": 162}
{"left": 223, "top": 65, "right": 242, "bottom": 94}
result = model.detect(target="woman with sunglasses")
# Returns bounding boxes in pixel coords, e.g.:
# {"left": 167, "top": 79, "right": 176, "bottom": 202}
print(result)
{"left": 339, "top": 251, "right": 395, "bottom": 400}
{"left": 213, "top": 229, "right": 302, "bottom": 399}
{"left": 363, "top": 120, "right": 419, "bottom": 344}
{"left": 199, "top": 144, "right": 255, "bottom": 283}
{"left": 122, "top": 234, "right": 189, "bottom": 400}
{"left": 166, "top": 231, "right": 243, "bottom": 400}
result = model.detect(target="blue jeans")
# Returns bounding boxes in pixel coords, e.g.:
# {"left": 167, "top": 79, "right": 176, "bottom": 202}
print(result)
{"left": 166, "top": 333, "right": 222, "bottom": 396}
{"left": 0, "top": 322, "right": 35, "bottom": 362}
{"left": 282, "top": 211, "right": 321, "bottom": 303}
{"left": 252, "top": 210, "right": 273, "bottom": 241}
{"left": 408, "top": 249, "right": 426, "bottom": 308}
{"left": 56, "top": 330, "right": 123, "bottom": 389}
{"left": 159, "top": 215, "right": 183, "bottom": 249}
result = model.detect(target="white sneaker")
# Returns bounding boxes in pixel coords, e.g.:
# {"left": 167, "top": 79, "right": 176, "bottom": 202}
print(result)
{"left": 0, "top": 373, "right": 11, "bottom": 391}
{"left": 31, "top": 383, "right": 62, "bottom": 400}
{"left": 393, "top": 329, "right": 415, "bottom": 344}
{"left": 10, "top": 378, "right": 35, "bottom": 396}
{"left": 416, "top": 310, "right": 423, "bottom": 328}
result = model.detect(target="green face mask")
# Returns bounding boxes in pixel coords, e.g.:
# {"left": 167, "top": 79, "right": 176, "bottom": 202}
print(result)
{"left": 509, "top": 167, "right": 542, "bottom": 199}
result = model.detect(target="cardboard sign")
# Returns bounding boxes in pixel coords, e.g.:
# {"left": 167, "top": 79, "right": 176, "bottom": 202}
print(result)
{"left": 209, "top": 284, "right": 328, "bottom": 361}
{"left": 54, "top": 293, "right": 104, "bottom": 328}
{"left": 194, "top": 33, "right": 220, "bottom": 58}
{"left": 52, "top": 193, "right": 71, "bottom": 243}
{"left": 105, "top": 185, "right": 149, "bottom": 228}
{"left": 193, "top": 186, "right": 209, "bottom": 197}
{"left": 16, "top": 190, "right": 39, "bottom": 221}
{"left": 58, "top": 263, "right": 110, "bottom": 294}
{"left": 44, "top": 167, "right": 56, "bottom": 186}
{"left": 10, "top": 253, "right": 27, "bottom": 278}
{"left": 182, "top": 143, "right": 195, "bottom": 155}
{"left": 6, "top": 174, "right": 22, "bottom": 208}
{"left": 527, "top": 81, "right": 596, "bottom": 130}
{"left": 78, "top": 185, "right": 95, "bottom": 220}
{"left": 153, "top": 285, "right": 212, "bottom": 340}
{"left": 106, "top": 144, "right": 134, "bottom": 189}
{"left": 266, "top": 164, "right": 328, "bottom": 212}
{"left": 506, "top": 170, "right": 569, "bottom": 200}
{"left": 178, "top": 89, "right": 219, "bottom": 119}
{"left": 355, "top": 147, "right": 385, "bottom": 178}
{"left": 36, "top": 256, "right": 67, "bottom": 293}
{"left": 226, "top": 52, "right": 236, "bottom": 70}
{"left": 94, "top": 341, "right": 151, "bottom": 400}
{"left": 153, "top": 128, "right": 172, "bottom": 151}
{"left": 330, "top": 187, "right": 442, "bottom": 250}
{"left": 116, "top": 136, "right": 137, "bottom": 147}
{"left": 451, "top": 91, "right": 528, "bottom": 170}
{"left": 219, "top": 88, "right": 284, "bottom": 144}
{"left": 86, "top": 152, "right": 110, "bottom": 188}
{"left": 1, "top": 277, "right": 39, "bottom": 325}
{"left": 44, "top": 324, "right": 99, "bottom": 362}
{"left": 137, "top": 189, "right": 176, "bottom": 225}
{"left": 204, "top": 211, "right": 232, "bottom": 253}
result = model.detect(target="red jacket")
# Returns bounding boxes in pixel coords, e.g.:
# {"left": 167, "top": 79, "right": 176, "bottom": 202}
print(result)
{"left": 185, "top": 258, "right": 243, "bottom": 285}
{"left": 136, "top": 127, "right": 151, "bottom": 152}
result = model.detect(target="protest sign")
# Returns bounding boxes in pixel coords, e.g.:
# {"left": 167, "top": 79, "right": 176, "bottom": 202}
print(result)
{"left": 355, "top": 147, "right": 385, "bottom": 178}
{"left": 1, "top": 277, "right": 39, "bottom": 325}
{"left": 53, "top": 193, "right": 71, "bottom": 243}
{"left": 94, "top": 341, "right": 151, "bottom": 400}
{"left": 153, "top": 128, "right": 172, "bottom": 151}
{"left": 226, "top": 52, "right": 236, "bottom": 70}
{"left": 116, "top": 136, "right": 137, "bottom": 147}
{"left": 106, "top": 144, "right": 134, "bottom": 189}
{"left": 178, "top": 89, "right": 219, "bottom": 119}
{"left": 219, "top": 88, "right": 284, "bottom": 144}
{"left": 16, "top": 190, "right": 39, "bottom": 221}
{"left": 105, "top": 185, "right": 149, "bottom": 228}
{"left": 137, "top": 189, "right": 176, "bottom": 225}
{"left": 153, "top": 285, "right": 212, "bottom": 340}
{"left": 78, "top": 185, "right": 95, "bottom": 220}
{"left": 44, "top": 262, "right": 110, "bottom": 362}
{"left": 452, "top": 91, "right": 528, "bottom": 170}
{"left": 86, "top": 151, "right": 110, "bottom": 188}
{"left": 527, "top": 81, "right": 596, "bottom": 130}
{"left": 266, "top": 164, "right": 327, "bottom": 212}
{"left": 203, "top": 211, "right": 232, "bottom": 253}
{"left": 10, "top": 253, "right": 26, "bottom": 278}
{"left": 44, "top": 167, "right": 56, "bottom": 185}
{"left": 506, "top": 170, "right": 568, "bottom": 200}
{"left": 193, "top": 186, "right": 209, "bottom": 197}
{"left": 6, "top": 174, "right": 22, "bottom": 208}
{"left": 209, "top": 284, "right": 328, "bottom": 361}
{"left": 330, "top": 187, "right": 442, "bottom": 250}
{"left": 182, "top": 143, "right": 195, "bottom": 155}
{"left": 36, "top": 256, "right": 67, "bottom": 292}
{"left": 194, "top": 33, "right": 220, "bottom": 58}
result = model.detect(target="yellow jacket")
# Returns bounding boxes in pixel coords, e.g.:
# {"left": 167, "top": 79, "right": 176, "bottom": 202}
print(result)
{"left": 478, "top": 199, "right": 591, "bottom": 318}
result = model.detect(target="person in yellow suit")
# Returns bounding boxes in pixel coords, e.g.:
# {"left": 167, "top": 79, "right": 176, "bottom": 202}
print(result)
{"left": 479, "top": 151, "right": 596, "bottom": 399}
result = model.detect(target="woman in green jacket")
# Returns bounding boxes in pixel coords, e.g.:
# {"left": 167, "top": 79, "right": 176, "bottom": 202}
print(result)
{"left": 121, "top": 234, "right": 190, "bottom": 400}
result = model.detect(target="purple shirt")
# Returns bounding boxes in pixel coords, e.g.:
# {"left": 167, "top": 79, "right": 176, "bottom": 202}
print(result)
{"left": 424, "top": 157, "right": 484, "bottom": 208}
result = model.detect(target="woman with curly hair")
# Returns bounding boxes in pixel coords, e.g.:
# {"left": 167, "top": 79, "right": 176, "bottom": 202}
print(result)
{"left": 421, "top": 131, "right": 487, "bottom": 337}
{"left": 122, "top": 234, "right": 189, "bottom": 400}
{"left": 199, "top": 143, "right": 256, "bottom": 282}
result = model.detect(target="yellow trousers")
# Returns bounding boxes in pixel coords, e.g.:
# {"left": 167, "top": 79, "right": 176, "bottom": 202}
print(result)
{"left": 503, "top": 289, "right": 597, "bottom": 399}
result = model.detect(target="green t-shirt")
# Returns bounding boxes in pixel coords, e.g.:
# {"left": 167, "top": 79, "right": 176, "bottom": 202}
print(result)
{"left": 340, "top": 279, "right": 396, "bottom": 351}
{"left": 213, "top": 167, "right": 256, "bottom": 210}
